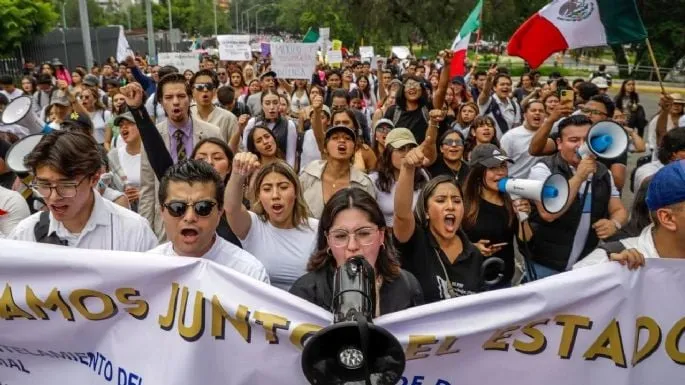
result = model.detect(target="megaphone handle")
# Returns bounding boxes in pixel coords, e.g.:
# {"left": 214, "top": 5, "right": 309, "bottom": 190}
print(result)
{"left": 354, "top": 311, "right": 373, "bottom": 385}
{"left": 509, "top": 193, "right": 529, "bottom": 223}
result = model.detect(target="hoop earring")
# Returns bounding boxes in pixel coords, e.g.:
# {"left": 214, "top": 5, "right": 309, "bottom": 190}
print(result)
{"left": 326, "top": 247, "right": 332, "bottom": 256}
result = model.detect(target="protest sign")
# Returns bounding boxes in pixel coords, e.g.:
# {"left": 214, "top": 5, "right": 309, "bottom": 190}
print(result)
{"left": 261, "top": 42, "right": 271, "bottom": 57}
{"left": 216, "top": 35, "right": 252, "bottom": 61}
{"left": 319, "top": 28, "right": 330, "bottom": 53}
{"left": 270, "top": 43, "right": 318, "bottom": 80}
{"left": 1, "top": 239, "right": 684, "bottom": 385}
{"left": 359, "top": 46, "right": 374, "bottom": 59}
{"left": 392, "top": 46, "right": 411, "bottom": 59}
{"left": 328, "top": 50, "right": 343, "bottom": 64}
{"left": 157, "top": 52, "right": 199, "bottom": 73}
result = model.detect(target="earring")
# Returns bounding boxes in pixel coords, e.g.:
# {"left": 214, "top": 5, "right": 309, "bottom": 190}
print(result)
{"left": 326, "top": 247, "right": 332, "bottom": 256}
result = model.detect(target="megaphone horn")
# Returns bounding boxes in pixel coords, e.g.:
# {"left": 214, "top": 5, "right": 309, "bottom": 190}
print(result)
{"left": 577, "top": 120, "right": 628, "bottom": 160}
{"left": 5, "top": 134, "right": 44, "bottom": 174}
{"left": 498, "top": 173, "right": 570, "bottom": 221}
{"left": 2, "top": 96, "right": 44, "bottom": 135}
{"left": 301, "top": 257, "right": 405, "bottom": 385}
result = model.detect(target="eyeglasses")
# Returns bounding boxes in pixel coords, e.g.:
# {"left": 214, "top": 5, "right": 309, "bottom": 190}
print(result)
{"left": 442, "top": 139, "right": 464, "bottom": 147}
{"left": 404, "top": 80, "right": 422, "bottom": 90}
{"left": 218, "top": 72, "right": 227, "bottom": 76}
{"left": 376, "top": 125, "right": 392, "bottom": 133}
{"left": 30, "top": 176, "right": 89, "bottom": 199}
{"left": 580, "top": 107, "right": 607, "bottom": 116}
{"left": 327, "top": 227, "right": 379, "bottom": 248}
{"left": 163, "top": 200, "right": 217, "bottom": 218}
{"left": 193, "top": 83, "right": 215, "bottom": 92}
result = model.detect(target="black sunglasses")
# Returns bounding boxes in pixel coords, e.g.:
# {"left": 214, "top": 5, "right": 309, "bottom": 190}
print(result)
{"left": 193, "top": 83, "right": 215, "bottom": 92}
{"left": 163, "top": 200, "right": 217, "bottom": 218}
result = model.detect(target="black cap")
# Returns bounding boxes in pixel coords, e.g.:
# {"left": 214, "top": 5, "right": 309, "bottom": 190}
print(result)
{"left": 62, "top": 111, "right": 93, "bottom": 132}
{"left": 37, "top": 74, "right": 53, "bottom": 85}
{"left": 259, "top": 71, "right": 277, "bottom": 80}
{"left": 469, "top": 144, "right": 514, "bottom": 168}
{"left": 325, "top": 125, "right": 357, "bottom": 142}
{"left": 450, "top": 76, "right": 465, "bottom": 86}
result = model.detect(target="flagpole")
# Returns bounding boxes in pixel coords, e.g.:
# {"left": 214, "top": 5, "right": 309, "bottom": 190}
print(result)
{"left": 644, "top": 38, "right": 666, "bottom": 94}
{"left": 473, "top": 0, "right": 484, "bottom": 66}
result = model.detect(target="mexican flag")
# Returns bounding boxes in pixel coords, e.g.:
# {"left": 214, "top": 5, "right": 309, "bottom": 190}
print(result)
{"left": 450, "top": 0, "right": 483, "bottom": 77}
{"left": 507, "top": 0, "right": 647, "bottom": 68}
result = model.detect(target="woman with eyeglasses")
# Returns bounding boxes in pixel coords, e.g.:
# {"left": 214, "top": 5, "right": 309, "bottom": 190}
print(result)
{"left": 240, "top": 89, "right": 297, "bottom": 168}
{"left": 226, "top": 152, "right": 318, "bottom": 290}
{"left": 371, "top": 118, "right": 394, "bottom": 160}
{"left": 462, "top": 144, "right": 533, "bottom": 288}
{"left": 80, "top": 88, "right": 112, "bottom": 146}
{"left": 428, "top": 130, "right": 469, "bottom": 186}
{"left": 394, "top": 147, "right": 486, "bottom": 303}
{"left": 290, "top": 187, "right": 424, "bottom": 314}
{"left": 463, "top": 116, "right": 499, "bottom": 162}
{"left": 370, "top": 128, "right": 430, "bottom": 227}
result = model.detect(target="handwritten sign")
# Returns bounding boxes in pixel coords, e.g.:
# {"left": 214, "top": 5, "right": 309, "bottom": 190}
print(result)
{"left": 270, "top": 43, "right": 318, "bottom": 80}
{"left": 217, "top": 35, "right": 252, "bottom": 61}
{"left": 328, "top": 50, "right": 343, "bottom": 64}
{"left": 359, "top": 46, "right": 374, "bottom": 59}
{"left": 391, "top": 46, "right": 411, "bottom": 59}
{"left": 319, "top": 27, "right": 330, "bottom": 53}
{"left": 157, "top": 52, "right": 199, "bottom": 72}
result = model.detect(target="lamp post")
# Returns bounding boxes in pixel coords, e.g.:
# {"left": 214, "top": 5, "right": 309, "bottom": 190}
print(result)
{"left": 78, "top": 0, "right": 94, "bottom": 68}
{"left": 244, "top": 4, "right": 261, "bottom": 35}
{"left": 168, "top": 0, "right": 175, "bottom": 50}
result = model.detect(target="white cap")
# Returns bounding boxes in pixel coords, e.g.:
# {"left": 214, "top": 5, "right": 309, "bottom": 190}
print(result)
{"left": 591, "top": 77, "right": 609, "bottom": 89}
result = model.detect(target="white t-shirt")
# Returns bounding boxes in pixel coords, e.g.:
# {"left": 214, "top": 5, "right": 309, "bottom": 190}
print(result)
{"left": 239, "top": 211, "right": 318, "bottom": 291}
{"left": 528, "top": 162, "right": 619, "bottom": 270}
{"left": 1, "top": 88, "right": 24, "bottom": 101}
{"left": 299, "top": 130, "right": 321, "bottom": 171}
{"left": 242, "top": 117, "right": 298, "bottom": 167}
{"left": 369, "top": 172, "right": 420, "bottom": 227}
{"left": 679, "top": 115, "right": 685, "bottom": 128}
{"left": 90, "top": 109, "right": 112, "bottom": 144}
{"left": 499, "top": 125, "right": 541, "bottom": 179}
{"left": 632, "top": 160, "right": 663, "bottom": 192}
{"left": 0, "top": 186, "right": 30, "bottom": 237}
{"left": 145, "top": 93, "right": 167, "bottom": 124}
{"left": 149, "top": 235, "right": 269, "bottom": 284}
{"left": 117, "top": 146, "right": 141, "bottom": 186}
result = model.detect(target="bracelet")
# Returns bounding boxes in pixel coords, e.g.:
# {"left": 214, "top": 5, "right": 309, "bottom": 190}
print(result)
{"left": 611, "top": 219, "right": 622, "bottom": 230}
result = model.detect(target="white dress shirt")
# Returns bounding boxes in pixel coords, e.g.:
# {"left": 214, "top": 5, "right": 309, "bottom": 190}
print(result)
{"left": 8, "top": 190, "right": 157, "bottom": 251}
{"left": 149, "top": 235, "right": 270, "bottom": 284}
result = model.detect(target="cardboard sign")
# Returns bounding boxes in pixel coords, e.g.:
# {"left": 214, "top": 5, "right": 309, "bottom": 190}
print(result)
{"left": 391, "top": 46, "right": 411, "bottom": 59}
{"left": 270, "top": 43, "right": 319, "bottom": 80}
{"left": 216, "top": 35, "right": 252, "bottom": 61}
{"left": 359, "top": 46, "right": 374, "bottom": 59}
{"left": 328, "top": 50, "right": 343, "bottom": 64}
{"left": 157, "top": 52, "right": 199, "bottom": 72}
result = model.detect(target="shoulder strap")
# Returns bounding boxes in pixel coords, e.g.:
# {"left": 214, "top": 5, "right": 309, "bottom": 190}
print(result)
{"left": 33, "top": 211, "right": 66, "bottom": 246}
{"left": 392, "top": 106, "right": 401, "bottom": 126}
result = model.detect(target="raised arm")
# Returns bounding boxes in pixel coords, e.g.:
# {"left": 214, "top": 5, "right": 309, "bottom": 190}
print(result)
{"left": 310, "top": 95, "right": 326, "bottom": 155}
{"left": 432, "top": 50, "right": 452, "bottom": 110}
{"left": 393, "top": 143, "right": 429, "bottom": 243}
{"left": 529, "top": 103, "right": 572, "bottom": 156}
{"left": 225, "top": 152, "right": 261, "bottom": 239}
{"left": 478, "top": 66, "right": 497, "bottom": 107}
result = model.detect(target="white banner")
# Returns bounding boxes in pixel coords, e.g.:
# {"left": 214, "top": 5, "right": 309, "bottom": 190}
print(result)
{"left": 216, "top": 35, "right": 252, "bottom": 61}
{"left": 0, "top": 239, "right": 684, "bottom": 385}
{"left": 270, "top": 43, "right": 318, "bottom": 80}
{"left": 392, "top": 46, "right": 411, "bottom": 60}
{"left": 319, "top": 28, "right": 330, "bottom": 53}
{"left": 157, "top": 52, "right": 199, "bottom": 73}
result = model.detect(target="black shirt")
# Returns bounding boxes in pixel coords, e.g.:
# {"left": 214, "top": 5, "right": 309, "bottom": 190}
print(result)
{"left": 217, "top": 216, "right": 242, "bottom": 248}
{"left": 463, "top": 198, "right": 517, "bottom": 283}
{"left": 427, "top": 157, "right": 470, "bottom": 186}
{"left": 395, "top": 227, "right": 484, "bottom": 304}
{"left": 383, "top": 104, "right": 449, "bottom": 145}
{"left": 289, "top": 264, "right": 424, "bottom": 316}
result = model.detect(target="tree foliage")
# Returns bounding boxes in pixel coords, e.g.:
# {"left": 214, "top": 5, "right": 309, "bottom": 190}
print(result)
{"left": 0, "top": 0, "right": 58, "bottom": 55}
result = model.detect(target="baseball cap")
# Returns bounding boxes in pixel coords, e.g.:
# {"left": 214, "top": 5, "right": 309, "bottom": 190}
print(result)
{"left": 113, "top": 111, "right": 136, "bottom": 126}
{"left": 325, "top": 125, "right": 357, "bottom": 142}
{"left": 49, "top": 94, "right": 70, "bottom": 107}
{"left": 309, "top": 105, "right": 331, "bottom": 118}
{"left": 83, "top": 74, "right": 99, "bottom": 87}
{"left": 373, "top": 118, "right": 394, "bottom": 130}
{"left": 260, "top": 71, "right": 277, "bottom": 80}
{"left": 451, "top": 76, "right": 466, "bottom": 86}
{"left": 591, "top": 77, "right": 609, "bottom": 89}
{"left": 646, "top": 160, "right": 685, "bottom": 211}
{"left": 385, "top": 128, "right": 417, "bottom": 149}
{"left": 469, "top": 144, "right": 514, "bottom": 168}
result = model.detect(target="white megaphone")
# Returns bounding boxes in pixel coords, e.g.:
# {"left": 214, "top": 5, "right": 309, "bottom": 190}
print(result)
{"left": 5, "top": 134, "right": 44, "bottom": 173}
{"left": 498, "top": 173, "right": 569, "bottom": 222}
{"left": 577, "top": 120, "right": 628, "bottom": 160}
{"left": 2, "top": 96, "right": 44, "bottom": 135}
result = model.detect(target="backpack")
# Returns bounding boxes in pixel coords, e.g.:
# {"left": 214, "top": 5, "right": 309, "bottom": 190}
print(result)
{"left": 33, "top": 211, "right": 67, "bottom": 246}
{"left": 630, "top": 154, "right": 654, "bottom": 192}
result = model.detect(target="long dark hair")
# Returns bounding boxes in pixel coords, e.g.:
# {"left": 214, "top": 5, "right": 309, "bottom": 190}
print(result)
{"left": 461, "top": 163, "right": 515, "bottom": 230}
{"left": 191, "top": 137, "right": 235, "bottom": 183}
{"left": 306, "top": 188, "right": 401, "bottom": 281}
{"left": 464, "top": 116, "right": 500, "bottom": 161}
{"left": 622, "top": 175, "right": 652, "bottom": 237}
{"left": 395, "top": 75, "right": 430, "bottom": 111}
{"left": 247, "top": 125, "right": 284, "bottom": 160}
{"left": 356, "top": 75, "right": 372, "bottom": 99}
{"left": 614, "top": 79, "right": 639, "bottom": 112}
{"left": 374, "top": 145, "right": 427, "bottom": 193}
{"left": 414, "top": 175, "right": 463, "bottom": 228}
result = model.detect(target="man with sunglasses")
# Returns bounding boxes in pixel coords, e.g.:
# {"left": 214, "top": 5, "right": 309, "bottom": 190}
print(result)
{"left": 189, "top": 70, "right": 238, "bottom": 145}
{"left": 216, "top": 68, "right": 230, "bottom": 88}
{"left": 150, "top": 160, "right": 269, "bottom": 283}
{"left": 8, "top": 131, "right": 157, "bottom": 251}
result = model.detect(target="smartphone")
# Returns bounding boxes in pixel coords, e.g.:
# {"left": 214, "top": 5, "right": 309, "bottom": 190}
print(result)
{"left": 491, "top": 242, "right": 509, "bottom": 248}
{"left": 560, "top": 89, "right": 575, "bottom": 105}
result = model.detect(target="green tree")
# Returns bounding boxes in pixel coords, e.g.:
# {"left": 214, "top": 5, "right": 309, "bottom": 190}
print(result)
{"left": 0, "top": 0, "right": 58, "bottom": 55}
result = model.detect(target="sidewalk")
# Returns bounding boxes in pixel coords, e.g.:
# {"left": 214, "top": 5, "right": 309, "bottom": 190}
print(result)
{"left": 611, "top": 80, "right": 685, "bottom": 94}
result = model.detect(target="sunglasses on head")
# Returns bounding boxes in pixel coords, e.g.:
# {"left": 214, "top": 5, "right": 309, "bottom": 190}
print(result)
{"left": 193, "top": 83, "right": 215, "bottom": 92}
{"left": 163, "top": 200, "right": 217, "bottom": 218}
